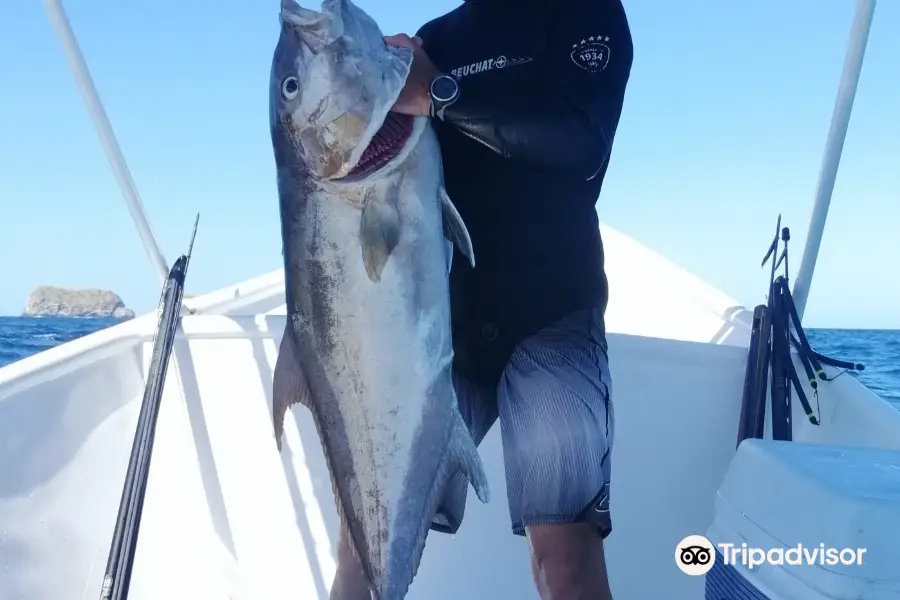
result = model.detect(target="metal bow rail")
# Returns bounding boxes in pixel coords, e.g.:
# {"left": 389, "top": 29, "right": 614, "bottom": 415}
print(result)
{"left": 43, "top": 0, "right": 168, "bottom": 283}
{"left": 792, "top": 0, "right": 877, "bottom": 320}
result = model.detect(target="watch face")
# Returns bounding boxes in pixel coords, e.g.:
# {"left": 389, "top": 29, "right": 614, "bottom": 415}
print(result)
{"left": 432, "top": 76, "right": 457, "bottom": 103}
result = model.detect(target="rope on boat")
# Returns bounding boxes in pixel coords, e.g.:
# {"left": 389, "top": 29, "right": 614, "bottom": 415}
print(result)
{"left": 98, "top": 215, "right": 199, "bottom": 600}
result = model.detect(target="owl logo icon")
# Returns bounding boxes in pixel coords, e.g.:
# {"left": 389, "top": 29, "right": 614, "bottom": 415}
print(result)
{"left": 675, "top": 535, "right": 717, "bottom": 576}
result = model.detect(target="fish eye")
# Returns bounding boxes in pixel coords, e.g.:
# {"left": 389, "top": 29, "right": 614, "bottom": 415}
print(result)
{"left": 281, "top": 76, "right": 299, "bottom": 100}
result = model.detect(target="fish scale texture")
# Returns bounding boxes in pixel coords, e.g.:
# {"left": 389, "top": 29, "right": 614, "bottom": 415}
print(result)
{"left": 705, "top": 551, "right": 772, "bottom": 600}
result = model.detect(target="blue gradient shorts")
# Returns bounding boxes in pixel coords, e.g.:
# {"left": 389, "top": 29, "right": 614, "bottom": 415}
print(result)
{"left": 432, "top": 307, "right": 614, "bottom": 538}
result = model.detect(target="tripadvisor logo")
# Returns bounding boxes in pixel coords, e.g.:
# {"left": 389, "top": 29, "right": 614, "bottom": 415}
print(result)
{"left": 718, "top": 542, "right": 867, "bottom": 569}
{"left": 675, "top": 535, "right": 716, "bottom": 576}
{"left": 675, "top": 535, "right": 867, "bottom": 576}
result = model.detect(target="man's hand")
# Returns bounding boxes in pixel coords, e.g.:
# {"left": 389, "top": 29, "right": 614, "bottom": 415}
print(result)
{"left": 384, "top": 34, "right": 439, "bottom": 117}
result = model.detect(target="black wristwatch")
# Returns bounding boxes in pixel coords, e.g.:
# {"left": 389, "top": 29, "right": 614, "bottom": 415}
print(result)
{"left": 429, "top": 74, "right": 460, "bottom": 120}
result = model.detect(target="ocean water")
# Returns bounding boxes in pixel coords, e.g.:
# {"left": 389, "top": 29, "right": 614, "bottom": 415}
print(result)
{"left": 0, "top": 316, "right": 121, "bottom": 367}
{"left": 0, "top": 316, "right": 898, "bottom": 406}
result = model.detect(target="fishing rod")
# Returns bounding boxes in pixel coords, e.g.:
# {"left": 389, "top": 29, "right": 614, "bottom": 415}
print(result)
{"left": 769, "top": 227, "right": 793, "bottom": 440}
{"left": 99, "top": 214, "right": 199, "bottom": 600}
{"left": 738, "top": 218, "right": 783, "bottom": 444}
{"left": 736, "top": 304, "right": 770, "bottom": 444}
{"left": 737, "top": 216, "right": 865, "bottom": 447}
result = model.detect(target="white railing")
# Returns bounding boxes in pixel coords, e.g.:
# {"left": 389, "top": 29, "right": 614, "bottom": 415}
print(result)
{"left": 43, "top": 0, "right": 169, "bottom": 284}
{"left": 792, "top": 0, "right": 877, "bottom": 321}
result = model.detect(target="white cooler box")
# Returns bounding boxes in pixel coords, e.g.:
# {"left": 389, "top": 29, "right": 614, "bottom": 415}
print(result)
{"left": 704, "top": 438, "right": 900, "bottom": 600}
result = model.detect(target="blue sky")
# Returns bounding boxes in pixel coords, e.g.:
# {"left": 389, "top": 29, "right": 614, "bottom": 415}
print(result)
{"left": 1, "top": 0, "right": 897, "bottom": 328}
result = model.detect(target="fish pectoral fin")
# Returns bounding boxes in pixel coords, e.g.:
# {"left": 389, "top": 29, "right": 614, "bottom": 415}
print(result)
{"left": 273, "top": 326, "right": 313, "bottom": 452}
{"left": 440, "top": 186, "right": 475, "bottom": 268}
{"left": 450, "top": 409, "right": 490, "bottom": 504}
{"left": 359, "top": 190, "right": 401, "bottom": 283}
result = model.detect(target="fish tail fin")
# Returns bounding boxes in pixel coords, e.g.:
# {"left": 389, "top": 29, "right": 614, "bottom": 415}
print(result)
{"left": 450, "top": 409, "right": 490, "bottom": 504}
{"left": 272, "top": 326, "right": 312, "bottom": 452}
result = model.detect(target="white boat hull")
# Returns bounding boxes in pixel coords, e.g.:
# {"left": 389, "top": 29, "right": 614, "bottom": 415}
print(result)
{"left": 2, "top": 224, "right": 898, "bottom": 600}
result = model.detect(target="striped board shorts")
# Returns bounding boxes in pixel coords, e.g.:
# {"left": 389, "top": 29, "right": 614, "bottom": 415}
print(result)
{"left": 432, "top": 307, "right": 615, "bottom": 538}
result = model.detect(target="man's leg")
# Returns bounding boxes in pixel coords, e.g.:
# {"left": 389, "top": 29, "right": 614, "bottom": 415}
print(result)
{"left": 329, "top": 371, "right": 498, "bottom": 599}
{"left": 498, "top": 307, "right": 615, "bottom": 600}
{"left": 526, "top": 522, "right": 612, "bottom": 600}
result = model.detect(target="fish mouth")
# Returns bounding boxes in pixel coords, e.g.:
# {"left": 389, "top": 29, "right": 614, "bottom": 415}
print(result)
{"left": 340, "top": 112, "right": 414, "bottom": 179}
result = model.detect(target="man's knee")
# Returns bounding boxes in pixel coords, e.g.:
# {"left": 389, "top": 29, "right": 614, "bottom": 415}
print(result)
{"left": 526, "top": 522, "right": 613, "bottom": 600}
{"left": 527, "top": 522, "right": 605, "bottom": 570}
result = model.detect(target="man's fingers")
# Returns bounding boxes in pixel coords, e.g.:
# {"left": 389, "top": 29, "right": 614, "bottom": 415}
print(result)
{"left": 412, "top": 36, "right": 423, "bottom": 48}
{"left": 383, "top": 33, "right": 415, "bottom": 49}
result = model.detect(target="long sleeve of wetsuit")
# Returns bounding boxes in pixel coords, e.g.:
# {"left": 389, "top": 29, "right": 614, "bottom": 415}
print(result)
{"left": 425, "top": 0, "right": 633, "bottom": 180}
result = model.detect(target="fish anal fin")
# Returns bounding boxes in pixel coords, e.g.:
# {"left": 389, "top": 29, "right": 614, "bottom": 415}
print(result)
{"left": 440, "top": 186, "right": 475, "bottom": 268}
{"left": 273, "top": 326, "right": 312, "bottom": 452}
{"left": 359, "top": 189, "right": 401, "bottom": 283}
{"left": 450, "top": 409, "right": 490, "bottom": 503}
{"left": 401, "top": 410, "right": 489, "bottom": 592}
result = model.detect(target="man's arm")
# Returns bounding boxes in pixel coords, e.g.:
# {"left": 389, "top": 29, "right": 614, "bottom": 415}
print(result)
{"left": 434, "top": 0, "right": 633, "bottom": 179}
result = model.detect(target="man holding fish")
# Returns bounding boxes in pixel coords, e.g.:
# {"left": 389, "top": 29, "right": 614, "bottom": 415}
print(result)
{"left": 384, "top": 0, "right": 633, "bottom": 598}
{"left": 269, "top": 0, "right": 632, "bottom": 597}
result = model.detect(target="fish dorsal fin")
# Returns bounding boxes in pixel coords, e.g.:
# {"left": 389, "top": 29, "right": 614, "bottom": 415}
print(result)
{"left": 440, "top": 186, "right": 475, "bottom": 268}
{"left": 359, "top": 188, "right": 401, "bottom": 282}
{"left": 272, "top": 325, "right": 313, "bottom": 451}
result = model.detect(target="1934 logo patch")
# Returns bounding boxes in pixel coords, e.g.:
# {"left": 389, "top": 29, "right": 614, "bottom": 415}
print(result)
{"left": 570, "top": 35, "right": 610, "bottom": 73}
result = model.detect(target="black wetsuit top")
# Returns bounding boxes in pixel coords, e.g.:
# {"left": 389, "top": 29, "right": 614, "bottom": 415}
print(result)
{"left": 417, "top": 0, "right": 633, "bottom": 386}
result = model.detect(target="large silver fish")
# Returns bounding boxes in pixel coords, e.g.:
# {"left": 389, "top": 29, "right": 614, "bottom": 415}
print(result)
{"left": 268, "top": 0, "right": 489, "bottom": 598}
